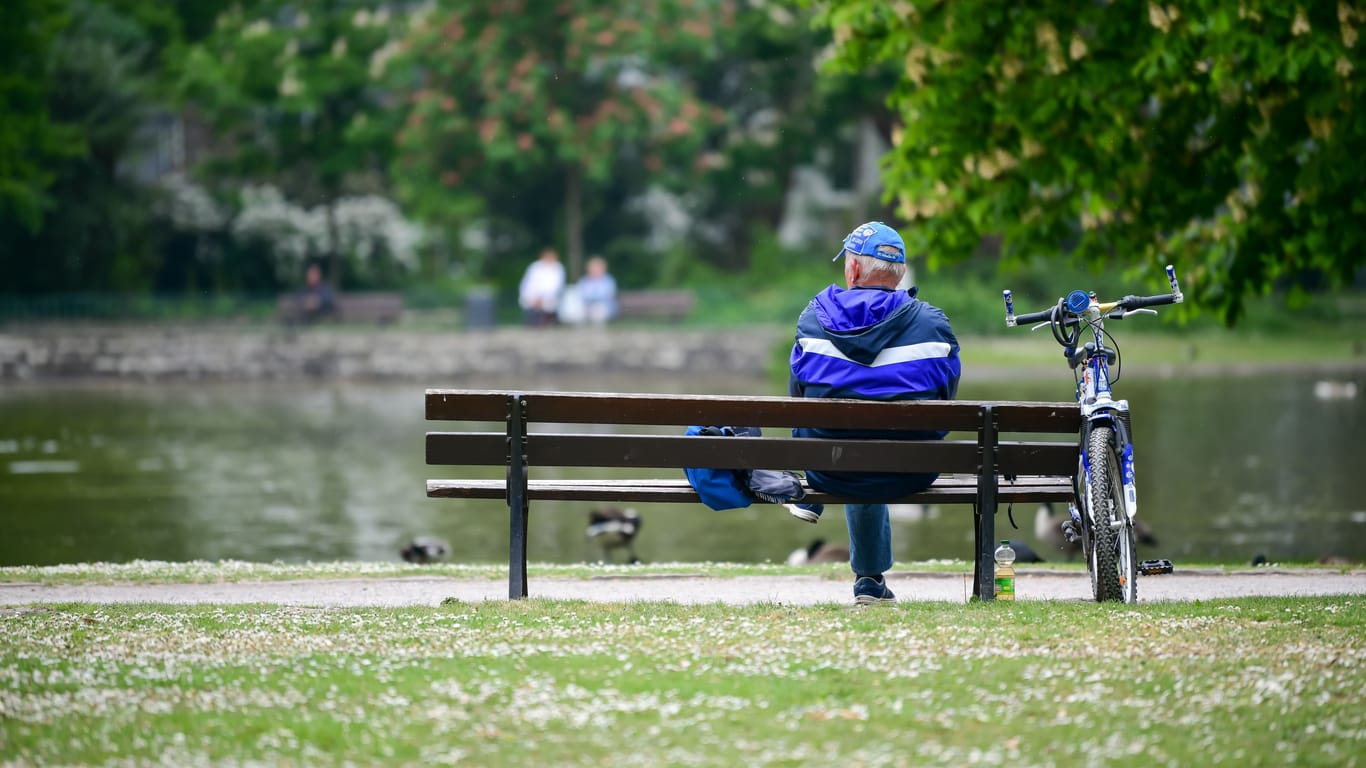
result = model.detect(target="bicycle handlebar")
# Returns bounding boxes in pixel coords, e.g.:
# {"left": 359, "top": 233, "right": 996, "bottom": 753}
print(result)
{"left": 1011, "top": 306, "right": 1056, "bottom": 326}
{"left": 1003, "top": 265, "right": 1183, "bottom": 328}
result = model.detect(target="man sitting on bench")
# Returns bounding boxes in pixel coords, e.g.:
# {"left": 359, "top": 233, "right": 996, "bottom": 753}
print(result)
{"left": 301, "top": 263, "right": 336, "bottom": 323}
{"left": 788, "top": 221, "right": 962, "bottom": 606}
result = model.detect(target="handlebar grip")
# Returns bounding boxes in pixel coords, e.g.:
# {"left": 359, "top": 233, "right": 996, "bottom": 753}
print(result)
{"left": 1013, "top": 307, "right": 1055, "bottom": 326}
{"left": 1123, "top": 294, "right": 1176, "bottom": 310}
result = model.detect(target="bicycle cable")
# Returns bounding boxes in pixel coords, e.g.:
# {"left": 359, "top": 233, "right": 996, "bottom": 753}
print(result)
{"left": 1079, "top": 315, "right": 1124, "bottom": 385}
{"left": 1050, "top": 299, "right": 1080, "bottom": 348}
{"left": 1105, "top": 324, "right": 1123, "bottom": 384}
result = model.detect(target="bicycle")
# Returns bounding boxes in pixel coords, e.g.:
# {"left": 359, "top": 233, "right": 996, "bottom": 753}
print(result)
{"left": 1002, "top": 266, "right": 1183, "bottom": 602}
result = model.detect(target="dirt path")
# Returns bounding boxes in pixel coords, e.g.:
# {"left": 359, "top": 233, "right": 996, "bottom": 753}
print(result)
{"left": 3, "top": 568, "right": 1363, "bottom": 607}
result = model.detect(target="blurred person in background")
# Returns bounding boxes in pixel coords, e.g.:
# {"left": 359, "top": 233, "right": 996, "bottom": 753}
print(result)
{"left": 575, "top": 256, "right": 618, "bottom": 325}
{"left": 519, "top": 247, "right": 566, "bottom": 326}
{"left": 302, "top": 262, "right": 335, "bottom": 323}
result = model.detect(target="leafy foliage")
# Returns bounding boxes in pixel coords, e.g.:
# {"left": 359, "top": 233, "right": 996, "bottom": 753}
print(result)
{"left": 0, "top": 1, "right": 161, "bottom": 293}
{"left": 684, "top": 2, "right": 902, "bottom": 270}
{"left": 178, "top": 1, "right": 408, "bottom": 284}
{"left": 0, "top": 0, "right": 81, "bottom": 234}
{"left": 812, "top": 0, "right": 1366, "bottom": 324}
{"left": 387, "top": 0, "right": 732, "bottom": 280}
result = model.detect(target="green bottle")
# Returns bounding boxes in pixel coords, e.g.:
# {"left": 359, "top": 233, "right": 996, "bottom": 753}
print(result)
{"left": 993, "top": 539, "right": 1017, "bottom": 601}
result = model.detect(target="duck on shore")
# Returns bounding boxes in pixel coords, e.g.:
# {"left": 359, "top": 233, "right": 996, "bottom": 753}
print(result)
{"left": 786, "top": 539, "right": 850, "bottom": 566}
{"left": 1034, "top": 502, "right": 1158, "bottom": 560}
{"left": 400, "top": 536, "right": 450, "bottom": 564}
{"left": 586, "top": 508, "right": 643, "bottom": 563}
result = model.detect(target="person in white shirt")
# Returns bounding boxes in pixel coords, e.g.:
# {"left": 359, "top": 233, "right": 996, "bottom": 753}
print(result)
{"left": 518, "top": 247, "right": 565, "bottom": 326}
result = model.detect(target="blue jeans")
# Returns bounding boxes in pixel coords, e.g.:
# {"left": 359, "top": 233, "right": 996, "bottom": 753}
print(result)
{"left": 845, "top": 503, "right": 893, "bottom": 577}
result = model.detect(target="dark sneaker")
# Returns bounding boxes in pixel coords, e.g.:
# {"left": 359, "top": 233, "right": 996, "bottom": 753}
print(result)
{"left": 853, "top": 575, "right": 896, "bottom": 606}
{"left": 784, "top": 502, "right": 824, "bottom": 524}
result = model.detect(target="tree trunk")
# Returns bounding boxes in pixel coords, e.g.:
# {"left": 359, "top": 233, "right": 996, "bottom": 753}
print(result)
{"left": 325, "top": 199, "right": 341, "bottom": 289}
{"left": 565, "top": 165, "right": 584, "bottom": 281}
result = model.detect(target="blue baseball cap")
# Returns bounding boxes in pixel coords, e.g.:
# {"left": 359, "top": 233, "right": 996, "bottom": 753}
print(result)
{"left": 832, "top": 221, "right": 906, "bottom": 263}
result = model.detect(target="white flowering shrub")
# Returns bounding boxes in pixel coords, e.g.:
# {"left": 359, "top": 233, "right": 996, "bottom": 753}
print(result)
{"left": 332, "top": 194, "right": 423, "bottom": 271}
{"left": 229, "top": 184, "right": 423, "bottom": 282}
{"left": 230, "top": 185, "right": 323, "bottom": 275}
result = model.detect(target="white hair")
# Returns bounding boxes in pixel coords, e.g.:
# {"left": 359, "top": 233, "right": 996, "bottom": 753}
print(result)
{"left": 848, "top": 247, "right": 906, "bottom": 284}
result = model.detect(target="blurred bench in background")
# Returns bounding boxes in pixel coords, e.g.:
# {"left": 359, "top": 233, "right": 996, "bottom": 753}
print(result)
{"left": 615, "top": 290, "right": 696, "bottom": 323}
{"left": 277, "top": 291, "right": 404, "bottom": 325}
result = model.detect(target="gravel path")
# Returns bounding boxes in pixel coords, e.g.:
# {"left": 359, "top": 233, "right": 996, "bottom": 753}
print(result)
{"left": 3, "top": 568, "right": 1363, "bottom": 607}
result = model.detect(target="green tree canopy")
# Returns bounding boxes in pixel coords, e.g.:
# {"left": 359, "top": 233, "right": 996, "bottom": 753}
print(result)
{"left": 812, "top": 1, "right": 1366, "bottom": 323}
{"left": 0, "top": 0, "right": 81, "bottom": 234}
{"left": 178, "top": 1, "right": 405, "bottom": 285}
{"left": 387, "top": 0, "right": 730, "bottom": 280}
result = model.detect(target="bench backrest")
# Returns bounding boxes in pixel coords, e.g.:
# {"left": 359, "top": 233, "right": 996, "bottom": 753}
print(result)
{"left": 425, "top": 390, "right": 1080, "bottom": 478}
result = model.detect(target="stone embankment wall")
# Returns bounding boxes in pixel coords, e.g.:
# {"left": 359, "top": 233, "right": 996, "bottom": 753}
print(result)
{"left": 0, "top": 325, "right": 790, "bottom": 382}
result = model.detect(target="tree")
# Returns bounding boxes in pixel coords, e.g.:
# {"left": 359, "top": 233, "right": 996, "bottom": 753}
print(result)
{"left": 178, "top": 0, "right": 405, "bottom": 287}
{"left": 0, "top": 0, "right": 81, "bottom": 235}
{"left": 685, "top": 2, "right": 902, "bottom": 273}
{"left": 811, "top": 1, "right": 1366, "bottom": 323}
{"left": 387, "top": 0, "right": 731, "bottom": 281}
{"left": 0, "top": 1, "right": 163, "bottom": 294}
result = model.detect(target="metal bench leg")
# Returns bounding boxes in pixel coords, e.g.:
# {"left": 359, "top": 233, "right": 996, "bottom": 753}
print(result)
{"left": 506, "top": 394, "right": 529, "bottom": 599}
{"left": 974, "top": 406, "right": 998, "bottom": 601}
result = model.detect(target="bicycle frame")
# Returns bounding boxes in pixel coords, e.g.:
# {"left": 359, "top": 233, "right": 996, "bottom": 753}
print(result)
{"left": 1002, "top": 266, "right": 1182, "bottom": 602}
{"left": 1073, "top": 298, "right": 1137, "bottom": 526}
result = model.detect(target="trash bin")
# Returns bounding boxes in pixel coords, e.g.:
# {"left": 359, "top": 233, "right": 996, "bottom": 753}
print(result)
{"left": 464, "top": 286, "right": 496, "bottom": 330}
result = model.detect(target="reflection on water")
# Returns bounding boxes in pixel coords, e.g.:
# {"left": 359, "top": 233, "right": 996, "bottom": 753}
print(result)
{"left": 0, "top": 370, "right": 1362, "bottom": 567}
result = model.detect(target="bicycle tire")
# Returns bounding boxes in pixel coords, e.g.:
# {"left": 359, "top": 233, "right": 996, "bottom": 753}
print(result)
{"left": 1086, "top": 426, "right": 1136, "bottom": 602}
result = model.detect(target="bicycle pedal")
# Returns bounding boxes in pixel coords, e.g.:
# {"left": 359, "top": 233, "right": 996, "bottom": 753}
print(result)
{"left": 1061, "top": 520, "right": 1082, "bottom": 543}
{"left": 1138, "top": 559, "right": 1174, "bottom": 575}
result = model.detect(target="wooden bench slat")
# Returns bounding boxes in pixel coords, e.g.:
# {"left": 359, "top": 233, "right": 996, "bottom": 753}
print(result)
{"left": 425, "top": 391, "right": 512, "bottom": 422}
{"left": 520, "top": 391, "right": 989, "bottom": 431}
{"left": 428, "top": 433, "right": 987, "bottom": 473}
{"left": 425, "top": 431, "right": 1077, "bottom": 476}
{"left": 426, "top": 476, "right": 1074, "bottom": 503}
{"left": 998, "top": 442, "right": 1077, "bottom": 475}
{"left": 425, "top": 389, "right": 1081, "bottom": 433}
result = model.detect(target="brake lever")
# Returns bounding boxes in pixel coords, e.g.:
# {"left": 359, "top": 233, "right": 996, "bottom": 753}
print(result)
{"left": 1029, "top": 321, "right": 1050, "bottom": 331}
{"left": 1107, "top": 308, "right": 1159, "bottom": 320}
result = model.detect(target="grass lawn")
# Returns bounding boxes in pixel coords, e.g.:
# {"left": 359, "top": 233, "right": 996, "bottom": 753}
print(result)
{"left": 2, "top": 589, "right": 1362, "bottom": 767}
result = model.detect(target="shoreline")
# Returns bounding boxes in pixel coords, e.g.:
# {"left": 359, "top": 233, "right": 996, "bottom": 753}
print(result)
{"left": 2, "top": 323, "right": 1362, "bottom": 384}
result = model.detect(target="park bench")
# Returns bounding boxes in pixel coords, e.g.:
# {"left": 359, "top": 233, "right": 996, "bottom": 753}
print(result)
{"left": 614, "top": 290, "right": 696, "bottom": 322}
{"left": 277, "top": 291, "right": 405, "bottom": 325}
{"left": 425, "top": 389, "right": 1081, "bottom": 601}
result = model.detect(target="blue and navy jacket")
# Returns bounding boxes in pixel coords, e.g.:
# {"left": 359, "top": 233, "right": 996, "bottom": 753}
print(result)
{"left": 789, "top": 284, "right": 962, "bottom": 499}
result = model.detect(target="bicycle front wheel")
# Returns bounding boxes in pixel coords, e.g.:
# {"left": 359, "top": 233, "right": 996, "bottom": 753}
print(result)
{"left": 1086, "top": 425, "right": 1138, "bottom": 603}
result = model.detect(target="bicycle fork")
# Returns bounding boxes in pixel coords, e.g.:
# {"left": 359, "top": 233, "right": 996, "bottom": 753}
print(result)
{"left": 1075, "top": 412, "right": 1139, "bottom": 532}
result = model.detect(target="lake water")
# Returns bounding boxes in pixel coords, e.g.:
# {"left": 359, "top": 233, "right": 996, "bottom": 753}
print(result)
{"left": 1, "top": 369, "right": 1362, "bottom": 568}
